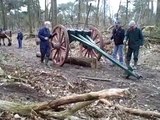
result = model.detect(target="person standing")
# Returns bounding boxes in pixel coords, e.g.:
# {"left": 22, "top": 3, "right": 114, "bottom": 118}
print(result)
{"left": 38, "top": 21, "right": 55, "bottom": 66}
{"left": 17, "top": 29, "right": 23, "bottom": 48}
{"left": 125, "top": 20, "right": 144, "bottom": 69}
{"left": 111, "top": 21, "right": 125, "bottom": 64}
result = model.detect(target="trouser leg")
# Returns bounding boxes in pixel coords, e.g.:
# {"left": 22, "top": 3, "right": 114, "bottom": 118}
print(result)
{"left": 112, "top": 45, "right": 118, "bottom": 60}
{"left": 118, "top": 45, "right": 124, "bottom": 64}
{"left": 133, "top": 47, "right": 140, "bottom": 67}
{"left": 19, "top": 40, "right": 22, "bottom": 48}
{"left": 40, "top": 48, "right": 45, "bottom": 63}
{"left": 45, "top": 46, "right": 50, "bottom": 65}
{"left": 126, "top": 47, "right": 133, "bottom": 67}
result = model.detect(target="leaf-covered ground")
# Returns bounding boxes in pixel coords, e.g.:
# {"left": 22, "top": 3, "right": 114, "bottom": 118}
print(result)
{"left": 0, "top": 35, "right": 160, "bottom": 120}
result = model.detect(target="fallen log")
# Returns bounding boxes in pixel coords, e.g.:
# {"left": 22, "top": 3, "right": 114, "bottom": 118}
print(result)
{"left": 40, "top": 101, "right": 94, "bottom": 120}
{"left": 36, "top": 52, "right": 99, "bottom": 68}
{"left": 115, "top": 104, "right": 160, "bottom": 119}
{"left": 65, "top": 57, "right": 99, "bottom": 68}
{"left": 34, "top": 88, "right": 128, "bottom": 111}
{"left": 0, "top": 88, "right": 128, "bottom": 117}
{"left": 101, "top": 99, "right": 160, "bottom": 119}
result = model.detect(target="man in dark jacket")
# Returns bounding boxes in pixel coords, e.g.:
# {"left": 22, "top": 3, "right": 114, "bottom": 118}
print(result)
{"left": 17, "top": 29, "right": 23, "bottom": 48}
{"left": 111, "top": 21, "right": 125, "bottom": 64}
{"left": 38, "top": 21, "right": 52, "bottom": 65}
{"left": 125, "top": 20, "right": 144, "bottom": 69}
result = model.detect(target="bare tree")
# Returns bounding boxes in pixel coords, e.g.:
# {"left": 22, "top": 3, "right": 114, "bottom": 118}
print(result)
{"left": 103, "top": 0, "right": 106, "bottom": 27}
{"left": 156, "top": 0, "right": 160, "bottom": 25}
{"left": 0, "top": 0, "right": 7, "bottom": 30}
{"left": 51, "top": 0, "right": 57, "bottom": 28}
{"left": 77, "top": 0, "right": 82, "bottom": 26}
{"left": 95, "top": 0, "right": 100, "bottom": 26}
{"left": 27, "top": 0, "right": 33, "bottom": 35}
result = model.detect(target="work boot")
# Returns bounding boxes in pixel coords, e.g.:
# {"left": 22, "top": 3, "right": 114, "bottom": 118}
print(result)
{"left": 45, "top": 57, "right": 49, "bottom": 66}
{"left": 41, "top": 57, "right": 44, "bottom": 63}
{"left": 133, "top": 61, "right": 137, "bottom": 70}
{"left": 125, "top": 60, "right": 130, "bottom": 68}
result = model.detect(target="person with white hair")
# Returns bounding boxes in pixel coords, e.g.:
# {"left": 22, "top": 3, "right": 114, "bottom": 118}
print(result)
{"left": 125, "top": 20, "right": 144, "bottom": 69}
{"left": 38, "top": 21, "right": 56, "bottom": 66}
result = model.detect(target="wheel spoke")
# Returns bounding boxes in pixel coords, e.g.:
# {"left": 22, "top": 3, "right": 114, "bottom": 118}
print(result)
{"left": 53, "top": 50, "right": 58, "bottom": 59}
{"left": 60, "top": 46, "right": 66, "bottom": 51}
{"left": 84, "top": 50, "right": 88, "bottom": 57}
{"left": 92, "top": 34, "right": 98, "bottom": 41}
{"left": 60, "top": 32, "right": 64, "bottom": 42}
{"left": 92, "top": 50, "right": 98, "bottom": 58}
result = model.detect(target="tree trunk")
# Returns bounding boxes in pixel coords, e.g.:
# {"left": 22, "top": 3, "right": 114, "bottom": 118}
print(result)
{"left": 51, "top": 0, "right": 57, "bottom": 28}
{"left": 150, "top": 0, "right": 154, "bottom": 24}
{"left": 95, "top": 0, "right": 100, "bottom": 26}
{"left": 125, "top": 0, "right": 129, "bottom": 26}
{"left": 83, "top": 3, "right": 92, "bottom": 30}
{"left": 45, "top": 0, "right": 48, "bottom": 20}
{"left": 27, "top": 0, "right": 33, "bottom": 35}
{"left": 156, "top": 0, "right": 160, "bottom": 25}
{"left": 103, "top": 0, "right": 106, "bottom": 27}
{"left": 0, "top": 0, "right": 7, "bottom": 30}
{"left": 77, "top": 0, "right": 81, "bottom": 27}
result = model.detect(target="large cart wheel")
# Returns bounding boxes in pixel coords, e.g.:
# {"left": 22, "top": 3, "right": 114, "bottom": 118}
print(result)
{"left": 50, "top": 25, "right": 69, "bottom": 66}
{"left": 80, "top": 26, "right": 103, "bottom": 60}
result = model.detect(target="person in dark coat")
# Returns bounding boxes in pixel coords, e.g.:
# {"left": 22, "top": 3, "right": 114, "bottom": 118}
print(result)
{"left": 111, "top": 21, "right": 125, "bottom": 64}
{"left": 38, "top": 21, "right": 55, "bottom": 65}
{"left": 17, "top": 29, "right": 23, "bottom": 48}
{"left": 125, "top": 20, "right": 144, "bottom": 69}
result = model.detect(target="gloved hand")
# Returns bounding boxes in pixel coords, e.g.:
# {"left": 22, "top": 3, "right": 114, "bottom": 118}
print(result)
{"left": 44, "top": 37, "right": 49, "bottom": 40}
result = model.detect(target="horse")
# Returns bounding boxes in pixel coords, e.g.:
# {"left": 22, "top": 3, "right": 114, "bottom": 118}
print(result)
{"left": 0, "top": 30, "right": 12, "bottom": 46}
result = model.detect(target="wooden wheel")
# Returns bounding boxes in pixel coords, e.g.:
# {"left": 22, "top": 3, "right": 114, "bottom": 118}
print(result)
{"left": 50, "top": 25, "right": 69, "bottom": 66}
{"left": 80, "top": 26, "right": 103, "bottom": 60}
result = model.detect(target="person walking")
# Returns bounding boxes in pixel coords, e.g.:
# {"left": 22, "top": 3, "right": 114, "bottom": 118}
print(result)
{"left": 111, "top": 21, "right": 125, "bottom": 65}
{"left": 125, "top": 20, "right": 144, "bottom": 69}
{"left": 17, "top": 29, "right": 23, "bottom": 48}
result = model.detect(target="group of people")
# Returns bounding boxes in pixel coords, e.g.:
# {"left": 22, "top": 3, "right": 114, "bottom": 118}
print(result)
{"left": 111, "top": 20, "right": 144, "bottom": 69}
{"left": 16, "top": 20, "right": 143, "bottom": 69}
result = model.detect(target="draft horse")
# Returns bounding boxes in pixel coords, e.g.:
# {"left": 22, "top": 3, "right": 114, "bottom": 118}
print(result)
{"left": 0, "top": 30, "right": 12, "bottom": 46}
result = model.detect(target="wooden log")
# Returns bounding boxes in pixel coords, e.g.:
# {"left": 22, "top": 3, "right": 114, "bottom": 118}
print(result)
{"left": 0, "top": 88, "right": 128, "bottom": 117}
{"left": 78, "top": 76, "right": 111, "bottom": 82}
{"left": 34, "top": 88, "right": 129, "bottom": 111}
{"left": 65, "top": 57, "right": 99, "bottom": 68}
{"left": 36, "top": 52, "right": 99, "bottom": 68}
{"left": 40, "top": 101, "right": 94, "bottom": 120}
{"left": 115, "top": 104, "right": 160, "bottom": 119}
{"left": 101, "top": 99, "right": 160, "bottom": 119}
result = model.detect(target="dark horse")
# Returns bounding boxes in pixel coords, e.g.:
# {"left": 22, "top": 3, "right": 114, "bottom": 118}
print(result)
{"left": 0, "top": 30, "right": 12, "bottom": 46}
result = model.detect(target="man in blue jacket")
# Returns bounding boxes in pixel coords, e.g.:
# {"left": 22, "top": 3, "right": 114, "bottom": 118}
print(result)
{"left": 38, "top": 21, "right": 55, "bottom": 66}
{"left": 111, "top": 21, "right": 125, "bottom": 65}
{"left": 17, "top": 29, "right": 23, "bottom": 48}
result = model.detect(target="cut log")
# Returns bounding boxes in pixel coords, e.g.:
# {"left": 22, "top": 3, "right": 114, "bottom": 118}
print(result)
{"left": 101, "top": 99, "right": 160, "bottom": 119}
{"left": 65, "top": 57, "right": 99, "bottom": 68}
{"left": 115, "top": 104, "right": 160, "bottom": 119}
{"left": 36, "top": 52, "right": 99, "bottom": 68}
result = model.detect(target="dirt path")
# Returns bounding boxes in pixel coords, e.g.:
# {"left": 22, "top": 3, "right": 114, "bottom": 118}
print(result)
{"left": 0, "top": 35, "right": 160, "bottom": 119}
